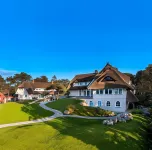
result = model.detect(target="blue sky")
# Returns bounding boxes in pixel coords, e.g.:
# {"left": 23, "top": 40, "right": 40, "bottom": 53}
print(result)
{"left": 0, "top": 0, "right": 152, "bottom": 80}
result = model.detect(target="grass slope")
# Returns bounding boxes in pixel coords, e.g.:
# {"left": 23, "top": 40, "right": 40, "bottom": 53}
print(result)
{"left": 0, "top": 115, "right": 148, "bottom": 150}
{"left": 46, "top": 99, "right": 81, "bottom": 113}
{"left": 46, "top": 99, "right": 113, "bottom": 116}
{"left": 0, "top": 102, "right": 54, "bottom": 124}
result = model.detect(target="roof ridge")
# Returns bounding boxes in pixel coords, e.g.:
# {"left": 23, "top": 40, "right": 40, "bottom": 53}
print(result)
{"left": 75, "top": 73, "right": 95, "bottom": 76}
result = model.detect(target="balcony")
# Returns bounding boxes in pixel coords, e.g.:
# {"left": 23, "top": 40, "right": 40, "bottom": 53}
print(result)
{"left": 71, "top": 96, "right": 93, "bottom": 99}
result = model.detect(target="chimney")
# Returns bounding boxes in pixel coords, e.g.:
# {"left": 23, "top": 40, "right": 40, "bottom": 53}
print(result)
{"left": 51, "top": 81, "right": 54, "bottom": 84}
{"left": 33, "top": 79, "right": 34, "bottom": 83}
{"left": 95, "top": 70, "right": 98, "bottom": 74}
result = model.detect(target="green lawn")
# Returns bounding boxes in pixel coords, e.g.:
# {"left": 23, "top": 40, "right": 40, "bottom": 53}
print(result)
{"left": 46, "top": 99, "right": 113, "bottom": 116}
{"left": 46, "top": 98, "right": 81, "bottom": 112}
{"left": 0, "top": 115, "right": 149, "bottom": 150}
{"left": 0, "top": 101, "right": 54, "bottom": 124}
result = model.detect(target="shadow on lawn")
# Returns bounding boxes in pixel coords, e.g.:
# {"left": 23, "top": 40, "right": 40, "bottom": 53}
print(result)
{"left": 17, "top": 101, "right": 54, "bottom": 120}
{"left": 17, "top": 101, "right": 149, "bottom": 149}
{"left": 43, "top": 115, "right": 149, "bottom": 150}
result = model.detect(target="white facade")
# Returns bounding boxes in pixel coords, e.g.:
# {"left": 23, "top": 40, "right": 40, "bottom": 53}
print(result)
{"left": 16, "top": 88, "right": 56, "bottom": 100}
{"left": 69, "top": 90, "right": 79, "bottom": 97}
{"left": 16, "top": 88, "right": 33, "bottom": 100}
{"left": 69, "top": 88, "right": 127, "bottom": 112}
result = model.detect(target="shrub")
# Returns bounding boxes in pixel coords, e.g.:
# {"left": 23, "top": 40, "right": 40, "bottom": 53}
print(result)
{"left": 149, "top": 108, "right": 152, "bottom": 114}
{"left": 131, "top": 109, "right": 143, "bottom": 114}
{"left": 66, "top": 104, "right": 76, "bottom": 113}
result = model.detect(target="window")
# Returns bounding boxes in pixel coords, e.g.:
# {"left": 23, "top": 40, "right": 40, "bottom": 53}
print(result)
{"left": 25, "top": 95, "right": 27, "bottom": 97}
{"left": 105, "top": 89, "right": 108, "bottom": 94}
{"left": 87, "top": 90, "right": 90, "bottom": 96}
{"left": 104, "top": 76, "right": 114, "bottom": 81}
{"left": 114, "top": 89, "right": 119, "bottom": 94}
{"left": 79, "top": 90, "right": 81, "bottom": 96}
{"left": 80, "top": 82, "right": 83, "bottom": 85}
{"left": 106, "top": 101, "right": 110, "bottom": 106}
{"left": 116, "top": 101, "right": 120, "bottom": 107}
{"left": 85, "top": 82, "right": 88, "bottom": 85}
{"left": 119, "top": 89, "right": 123, "bottom": 94}
{"left": 96, "top": 89, "right": 103, "bottom": 94}
{"left": 109, "top": 89, "right": 112, "bottom": 94}
{"left": 96, "top": 90, "right": 99, "bottom": 94}
{"left": 105, "top": 89, "right": 112, "bottom": 94}
{"left": 100, "top": 90, "right": 103, "bottom": 94}
{"left": 98, "top": 101, "right": 102, "bottom": 107}
{"left": 84, "top": 91, "right": 86, "bottom": 96}
{"left": 90, "top": 101, "right": 93, "bottom": 107}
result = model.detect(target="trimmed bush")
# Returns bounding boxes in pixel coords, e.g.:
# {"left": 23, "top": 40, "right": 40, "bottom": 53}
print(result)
{"left": 66, "top": 104, "right": 76, "bottom": 114}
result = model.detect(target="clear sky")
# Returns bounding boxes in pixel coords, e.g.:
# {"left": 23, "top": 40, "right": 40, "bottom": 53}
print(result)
{"left": 0, "top": 0, "right": 152, "bottom": 80}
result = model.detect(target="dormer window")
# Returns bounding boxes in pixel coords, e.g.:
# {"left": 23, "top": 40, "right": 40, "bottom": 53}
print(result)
{"left": 103, "top": 76, "right": 114, "bottom": 81}
{"left": 80, "top": 82, "right": 83, "bottom": 85}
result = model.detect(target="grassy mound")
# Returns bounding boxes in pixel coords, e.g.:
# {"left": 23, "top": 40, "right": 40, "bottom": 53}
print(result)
{"left": 46, "top": 99, "right": 114, "bottom": 117}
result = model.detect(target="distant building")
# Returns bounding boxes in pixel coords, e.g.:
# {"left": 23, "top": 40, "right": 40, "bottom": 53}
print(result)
{"left": 16, "top": 80, "right": 56, "bottom": 100}
{"left": 68, "top": 63, "right": 138, "bottom": 112}
{"left": 0, "top": 92, "right": 6, "bottom": 103}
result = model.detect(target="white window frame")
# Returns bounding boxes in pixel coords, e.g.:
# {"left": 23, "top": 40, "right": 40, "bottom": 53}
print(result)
{"left": 106, "top": 101, "right": 111, "bottom": 107}
{"left": 115, "top": 101, "right": 121, "bottom": 107}
{"left": 99, "top": 89, "right": 103, "bottom": 94}
{"left": 96, "top": 89, "right": 100, "bottom": 94}
{"left": 96, "top": 89, "right": 104, "bottom": 94}
{"left": 119, "top": 89, "right": 123, "bottom": 95}
{"left": 114, "top": 88, "right": 119, "bottom": 95}
{"left": 105, "top": 89, "right": 113, "bottom": 95}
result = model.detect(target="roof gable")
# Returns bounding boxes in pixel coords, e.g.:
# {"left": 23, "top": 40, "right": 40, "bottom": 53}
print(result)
{"left": 88, "top": 63, "right": 133, "bottom": 90}
{"left": 68, "top": 63, "right": 134, "bottom": 90}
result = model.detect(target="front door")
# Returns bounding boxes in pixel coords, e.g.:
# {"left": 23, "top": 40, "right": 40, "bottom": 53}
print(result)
{"left": 87, "top": 90, "right": 90, "bottom": 96}
{"left": 90, "top": 101, "right": 93, "bottom": 107}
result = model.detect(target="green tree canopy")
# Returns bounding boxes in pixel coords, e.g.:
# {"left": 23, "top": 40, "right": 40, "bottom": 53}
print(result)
{"left": 51, "top": 75, "right": 57, "bottom": 82}
{"left": 34, "top": 76, "right": 48, "bottom": 82}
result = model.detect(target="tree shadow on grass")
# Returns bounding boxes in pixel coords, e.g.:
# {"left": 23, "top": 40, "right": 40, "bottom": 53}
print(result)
{"left": 15, "top": 101, "right": 150, "bottom": 150}
{"left": 43, "top": 115, "right": 149, "bottom": 150}
{"left": 17, "top": 101, "right": 54, "bottom": 120}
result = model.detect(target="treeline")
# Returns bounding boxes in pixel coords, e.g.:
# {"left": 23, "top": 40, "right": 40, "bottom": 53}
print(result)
{"left": 124, "top": 64, "right": 152, "bottom": 106}
{"left": 0, "top": 73, "right": 70, "bottom": 96}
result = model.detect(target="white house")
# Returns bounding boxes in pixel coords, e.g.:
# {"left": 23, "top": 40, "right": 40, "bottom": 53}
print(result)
{"left": 16, "top": 81, "right": 56, "bottom": 100}
{"left": 68, "top": 63, "right": 138, "bottom": 112}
